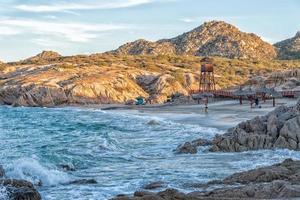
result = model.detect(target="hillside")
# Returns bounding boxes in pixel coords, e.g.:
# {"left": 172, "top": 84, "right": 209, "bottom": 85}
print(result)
{"left": 1, "top": 52, "right": 300, "bottom": 107}
{"left": 275, "top": 32, "right": 300, "bottom": 59}
{"left": 111, "top": 21, "right": 277, "bottom": 60}
{"left": 19, "top": 50, "right": 62, "bottom": 64}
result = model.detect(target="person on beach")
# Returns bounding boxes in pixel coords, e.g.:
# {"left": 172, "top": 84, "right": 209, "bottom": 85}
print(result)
{"left": 255, "top": 97, "right": 259, "bottom": 107}
{"left": 204, "top": 98, "right": 208, "bottom": 113}
{"left": 249, "top": 96, "right": 254, "bottom": 108}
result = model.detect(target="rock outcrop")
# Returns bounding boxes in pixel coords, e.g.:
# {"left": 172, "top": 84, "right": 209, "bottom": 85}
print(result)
{"left": 0, "top": 179, "right": 41, "bottom": 200}
{"left": 0, "top": 166, "right": 41, "bottom": 200}
{"left": 142, "top": 181, "right": 165, "bottom": 190}
{"left": 209, "top": 101, "right": 300, "bottom": 152}
{"left": 0, "top": 54, "right": 202, "bottom": 106}
{"left": 0, "top": 165, "right": 4, "bottom": 178}
{"left": 1, "top": 51, "right": 300, "bottom": 107}
{"left": 174, "top": 139, "right": 212, "bottom": 154}
{"left": 111, "top": 159, "right": 300, "bottom": 200}
{"left": 112, "top": 21, "right": 277, "bottom": 60}
{"left": 21, "top": 51, "right": 62, "bottom": 64}
{"left": 67, "top": 179, "right": 97, "bottom": 185}
{"left": 275, "top": 32, "right": 300, "bottom": 60}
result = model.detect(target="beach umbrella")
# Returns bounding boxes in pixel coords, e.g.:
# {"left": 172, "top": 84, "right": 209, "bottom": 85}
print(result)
{"left": 199, "top": 92, "right": 214, "bottom": 113}
{"left": 233, "top": 87, "right": 246, "bottom": 96}
{"left": 191, "top": 92, "right": 213, "bottom": 106}
{"left": 256, "top": 85, "right": 269, "bottom": 94}
{"left": 267, "top": 88, "right": 282, "bottom": 107}
{"left": 267, "top": 88, "right": 282, "bottom": 98}
{"left": 199, "top": 92, "right": 214, "bottom": 98}
{"left": 243, "top": 88, "right": 256, "bottom": 96}
{"left": 233, "top": 87, "right": 246, "bottom": 105}
{"left": 192, "top": 92, "right": 214, "bottom": 99}
{"left": 256, "top": 85, "right": 270, "bottom": 102}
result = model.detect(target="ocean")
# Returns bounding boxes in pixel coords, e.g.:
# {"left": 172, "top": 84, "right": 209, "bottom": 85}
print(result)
{"left": 1, "top": 105, "right": 300, "bottom": 199}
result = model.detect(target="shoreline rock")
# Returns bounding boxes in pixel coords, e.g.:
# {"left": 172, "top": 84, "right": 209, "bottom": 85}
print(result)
{"left": 174, "top": 139, "right": 212, "bottom": 154}
{"left": 0, "top": 179, "right": 41, "bottom": 200}
{"left": 67, "top": 179, "right": 97, "bottom": 185}
{"left": 111, "top": 159, "right": 300, "bottom": 200}
{"left": 142, "top": 181, "right": 165, "bottom": 190}
{"left": 177, "top": 99, "right": 300, "bottom": 153}
{"left": 209, "top": 101, "right": 300, "bottom": 152}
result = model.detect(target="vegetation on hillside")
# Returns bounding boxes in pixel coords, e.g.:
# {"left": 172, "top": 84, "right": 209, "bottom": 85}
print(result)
{"left": 6, "top": 53, "right": 300, "bottom": 89}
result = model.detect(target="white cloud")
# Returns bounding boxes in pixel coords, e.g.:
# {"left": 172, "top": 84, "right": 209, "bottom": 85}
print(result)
{"left": 179, "top": 17, "right": 196, "bottom": 23}
{"left": 0, "top": 19, "right": 128, "bottom": 42}
{"left": 179, "top": 16, "right": 247, "bottom": 23}
{"left": 16, "top": 0, "right": 153, "bottom": 13}
{"left": 0, "top": 26, "right": 21, "bottom": 35}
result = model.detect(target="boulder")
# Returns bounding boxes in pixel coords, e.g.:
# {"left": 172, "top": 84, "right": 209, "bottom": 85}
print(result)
{"left": 209, "top": 101, "right": 300, "bottom": 152}
{"left": 142, "top": 181, "right": 165, "bottom": 190}
{"left": 147, "top": 120, "right": 160, "bottom": 126}
{"left": 0, "top": 179, "right": 41, "bottom": 200}
{"left": 59, "top": 164, "right": 75, "bottom": 171}
{"left": 0, "top": 165, "right": 4, "bottom": 178}
{"left": 175, "top": 142, "right": 197, "bottom": 154}
{"left": 111, "top": 159, "right": 300, "bottom": 200}
{"left": 67, "top": 179, "right": 97, "bottom": 185}
{"left": 174, "top": 139, "right": 212, "bottom": 154}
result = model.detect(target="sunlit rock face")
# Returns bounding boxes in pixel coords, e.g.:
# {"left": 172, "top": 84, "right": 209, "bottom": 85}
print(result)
{"left": 275, "top": 32, "right": 300, "bottom": 60}
{"left": 112, "top": 21, "right": 277, "bottom": 60}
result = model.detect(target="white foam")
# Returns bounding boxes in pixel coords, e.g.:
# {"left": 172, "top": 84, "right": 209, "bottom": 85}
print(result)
{"left": 0, "top": 186, "right": 8, "bottom": 200}
{"left": 5, "top": 158, "right": 70, "bottom": 186}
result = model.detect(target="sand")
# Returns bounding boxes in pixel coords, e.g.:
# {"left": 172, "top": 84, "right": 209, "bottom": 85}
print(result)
{"left": 103, "top": 98, "right": 297, "bottom": 131}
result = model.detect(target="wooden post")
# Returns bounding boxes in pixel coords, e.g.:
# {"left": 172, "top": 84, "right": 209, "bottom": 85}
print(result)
{"left": 204, "top": 97, "right": 208, "bottom": 113}
{"left": 273, "top": 97, "right": 275, "bottom": 107}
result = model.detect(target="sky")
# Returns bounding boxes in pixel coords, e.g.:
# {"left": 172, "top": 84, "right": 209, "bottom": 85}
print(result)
{"left": 0, "top": 0, "right": 299, "bottom": 62}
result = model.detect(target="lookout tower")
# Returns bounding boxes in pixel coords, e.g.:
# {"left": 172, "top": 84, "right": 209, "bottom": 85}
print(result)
{"left": 199, "top": 57, "right": 216, "bottom": 92}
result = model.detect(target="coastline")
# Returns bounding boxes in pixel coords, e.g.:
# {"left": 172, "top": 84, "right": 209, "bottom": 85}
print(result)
{"left": 101, "top": 98, "right": 297, "bottom": 130}
{"left": 1, "top": 98, "right": 300, "bottom": 199}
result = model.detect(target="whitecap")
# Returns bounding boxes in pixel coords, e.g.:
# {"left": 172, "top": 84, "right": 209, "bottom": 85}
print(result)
{"left": 0, "top": 186, "right": 8, "bottom": 200}
{"left": 5, "top": 158, "right": 70, "bottom": 186}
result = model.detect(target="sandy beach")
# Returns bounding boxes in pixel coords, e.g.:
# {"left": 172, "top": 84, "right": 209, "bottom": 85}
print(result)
{"left": 104, "top": 98, "right": 298, "bottom": 130}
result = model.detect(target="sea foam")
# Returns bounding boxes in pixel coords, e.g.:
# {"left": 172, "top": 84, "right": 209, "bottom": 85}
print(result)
{"left": 5, "top": 158, "right": 70, "bottom": 186}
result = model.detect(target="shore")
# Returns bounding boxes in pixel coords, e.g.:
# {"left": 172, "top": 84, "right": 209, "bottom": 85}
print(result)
{"left": 103, "top": 98, "right": 297, "bottom": 130}
{"left": 107, "top": 99, "right": 300, "bottom": 199}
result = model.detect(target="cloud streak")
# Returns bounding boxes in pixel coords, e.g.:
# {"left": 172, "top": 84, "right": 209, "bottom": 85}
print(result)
{"left": 179, "top": 16, "right": 248, "bottom": 23}
{"left": 16, "top": 0, "right": 153, "bottom": 13}
{"left": 0, "top": 18, "right": 128, "bottom": 42}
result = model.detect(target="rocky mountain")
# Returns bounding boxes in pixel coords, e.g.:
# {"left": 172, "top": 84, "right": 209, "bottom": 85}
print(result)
{"left": 20, "top": 50, "right": 62, "bottom": 64}
{"left": 1, "top": 51, "right": 299, "bottom": 107}
{"left": 275, "top": 32, "right": 300, "bottom": 59}
{"left": 111, "top": 21, "right": 277, "bottom": 60}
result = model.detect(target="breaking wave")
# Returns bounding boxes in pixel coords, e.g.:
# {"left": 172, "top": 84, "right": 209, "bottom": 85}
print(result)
{"left": 5, "top": 158, "right": 70, "bottom": 186}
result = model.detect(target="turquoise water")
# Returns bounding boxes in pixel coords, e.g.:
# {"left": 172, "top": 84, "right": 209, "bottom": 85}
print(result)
{"left": 1, "top": 106, "right": 300, "bottom": 200}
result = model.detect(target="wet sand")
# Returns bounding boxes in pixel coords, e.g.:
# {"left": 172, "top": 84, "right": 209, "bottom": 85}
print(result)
{"left": 104, "top": 98, "right": 297, "bottom": 131}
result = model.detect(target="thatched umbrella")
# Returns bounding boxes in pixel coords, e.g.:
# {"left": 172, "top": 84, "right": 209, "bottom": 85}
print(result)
{"left": 199, "top": 92, "right": 214, "bottom": 112}
{"left": 256, "top": 85, "right": 270, "bottom": 102}
{"left": 233, "top": 87, "right": 247, "bottom": 105}
{"left": 191, "top": 92, "right": 213, "bottom": 111}
{"left": 267, "top": 88, "right": 282, "bottom": 107}
{"left": 233, "top": 87, "right": 246, "bottom": 96}
{"left": 243, "top": 88, "right": 256, "bottom": 96}
{"left": 241, "top": 88, "right": 256, "bottom": 108}
{"left": 256, "top": 85, "right": 269, "bottom": 94}
{"left": 199, "top": 92, "right": 214, "bottom": 98}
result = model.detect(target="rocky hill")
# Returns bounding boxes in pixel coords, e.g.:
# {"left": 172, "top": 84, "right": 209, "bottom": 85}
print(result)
{"left": 275, "top": 32, "right": 300, "bottom": 59}
{"left": 0, "top": 52, "right": 299, "bottom": 107}
{"left": 111, "top": 21, "right": 277, "bottom": 60}
{"left": 19, "top": 50, "right": 62, "bottom": 64}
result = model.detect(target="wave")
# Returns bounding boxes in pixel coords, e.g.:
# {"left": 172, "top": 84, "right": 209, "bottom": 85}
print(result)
{"left": 0, "top": 187, "right": 8, "bottom": 200}
{"left": 5, "top": 158, "right": 70, "bottom": 186}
